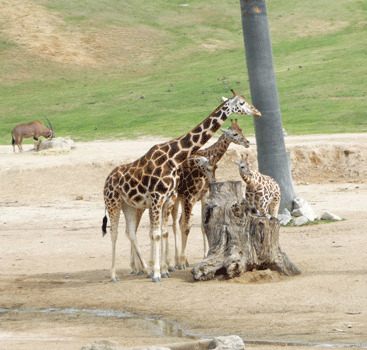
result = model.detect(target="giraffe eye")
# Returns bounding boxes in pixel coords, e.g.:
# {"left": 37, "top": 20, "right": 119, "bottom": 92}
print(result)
{"left": 233, "top": 133, "right": 238, "bottom": 137}
{"left": 240, "top": 102, "right": 244, "bottom": 106}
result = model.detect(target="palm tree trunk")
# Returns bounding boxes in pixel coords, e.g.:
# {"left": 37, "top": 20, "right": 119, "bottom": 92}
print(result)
{"left": 239, "top": 0, "right": 296, "bottom": 212}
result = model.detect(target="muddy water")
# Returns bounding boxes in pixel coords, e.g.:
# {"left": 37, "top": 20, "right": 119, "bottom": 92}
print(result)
{"left": 1, "top": 308, "right": 366, "bottom": 349}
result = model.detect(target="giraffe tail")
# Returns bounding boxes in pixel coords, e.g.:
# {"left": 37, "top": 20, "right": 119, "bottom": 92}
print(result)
{"left": 102, "top": 213, "right": 108, "bottom": 236}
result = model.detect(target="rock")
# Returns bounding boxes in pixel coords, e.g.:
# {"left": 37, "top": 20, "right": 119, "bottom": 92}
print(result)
{"left": 321, "top": 212, "right": 342, "bottom": 221}
{"left": 278, "top": 213, "right": 292, "bottom": 226}
{"left": 37, "top": 137, "right": 76, "bottom": 151}
{"left": 213, "top": 335, "right": 245, "bottom": 350}
{"left": 292, "top": 197, "right": 317, "bottom": 221}
{"left": 292, "top": 197, "right": 307, "bottom": 210}
{"left": 293, "top": 216, "right": 309, "bottom": 226}
{"left": 81, "top": 340, "right": 119, "bottom": 350}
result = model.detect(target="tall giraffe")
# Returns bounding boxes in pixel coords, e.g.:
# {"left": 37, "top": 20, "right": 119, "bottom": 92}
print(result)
{"left": 235, "top": 153, "right": 281, "bottom": 219}
{"left": 171, "top": 119, "right": 251, "bottom": 270}
{"left": 102, "top": 90, "right": 261, "bottom": 282}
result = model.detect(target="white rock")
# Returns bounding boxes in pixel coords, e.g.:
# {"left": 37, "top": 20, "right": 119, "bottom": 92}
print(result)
{"left": 293, "top": 197, "right": 307, "bottom": 210}
{"left": 292, "top": 200, "right": 317, "bottom": 221}
{"left": 213, "top": 335, "right": 245, "bottom": 350}
{"left": 293, "top": 216, "right": 309, "bottom": 226}
{"left": 38, "top": 137, "right": 76, "bottom": 151}
{"left": 321, "top": 212, "right": 342, "bottom": 221}
{"left": 278, "top": 213, "right": 292, "bottom": 226}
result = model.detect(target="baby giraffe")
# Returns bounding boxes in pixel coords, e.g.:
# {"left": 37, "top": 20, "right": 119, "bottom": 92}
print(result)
{"left": 235, "top": 154, "right": 281, "bottom": 219}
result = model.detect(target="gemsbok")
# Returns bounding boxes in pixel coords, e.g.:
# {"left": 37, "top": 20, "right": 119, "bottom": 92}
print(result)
{"left": 11, "top": 118, "right": 55, "bottom": 153}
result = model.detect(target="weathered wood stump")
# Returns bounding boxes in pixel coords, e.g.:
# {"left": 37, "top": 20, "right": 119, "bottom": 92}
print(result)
{"left": 191, "top": 181, "right": 301, "bottom": 281}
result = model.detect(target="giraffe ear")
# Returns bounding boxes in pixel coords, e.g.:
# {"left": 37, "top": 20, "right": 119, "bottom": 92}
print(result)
{"left": 220, "top": 128, "right": 229, "bottom": 134}
{"left": 222, "top": 96, "right": 228, "bottom": 101}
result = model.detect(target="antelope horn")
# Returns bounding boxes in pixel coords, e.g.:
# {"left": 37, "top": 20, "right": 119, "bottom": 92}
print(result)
{"left": 45, "top": 117, "right": 53, "bottom": 131}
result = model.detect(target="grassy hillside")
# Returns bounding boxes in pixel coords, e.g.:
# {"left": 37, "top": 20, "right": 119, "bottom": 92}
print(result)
{"left": 0, "top": 0, "right": 366, "bottom": 145}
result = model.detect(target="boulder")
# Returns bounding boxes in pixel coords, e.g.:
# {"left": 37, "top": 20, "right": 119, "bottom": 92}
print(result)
{"left": 321, "top": 212, "right": 343, "bottom": 221}
{"left": 293, "top": 216, "right": 309, "bottom": 226}
{"left": 37, "top": 137, "right": 76, "bottom": 151}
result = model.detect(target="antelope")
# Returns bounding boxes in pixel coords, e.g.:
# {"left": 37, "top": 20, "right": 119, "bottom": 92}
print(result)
{"left": 11, "top": 118, "right": 54, "bottom": 153}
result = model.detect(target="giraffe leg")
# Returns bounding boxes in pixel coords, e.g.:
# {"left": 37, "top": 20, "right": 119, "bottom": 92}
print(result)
{"left": 171, "top": 200, "right": 180, "bottom": 269}
{"left": 269, "top": 198, "right": 280, "bottom": 219}
{"left": 178, "top": 198, "right": 194, "bottom": 269}
{"left": 200, "top": 195, "right": 209, "bottom": 258}
{"left": 130, "top": 209, "right": 145, "bottom": 275}
{"left": 122, "top": 203, "right": 148, "bottom": 276}
{"left": 106, "top": 206, "right": 121, "bottom": 282}
{"left": 162, "top": 195, "right": 177, "bottom": 274}
{"left": 148, "top": 199, "right": 164, "bottom": 282}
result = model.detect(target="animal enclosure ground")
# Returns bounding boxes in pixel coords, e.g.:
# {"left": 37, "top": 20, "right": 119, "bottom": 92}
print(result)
{"left": 0, "top": 134, "right": 367, "bottom": 350}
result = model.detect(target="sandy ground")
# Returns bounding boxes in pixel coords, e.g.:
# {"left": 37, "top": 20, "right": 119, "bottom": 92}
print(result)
{"left": 1, "top": 134, "right": 367, "bottom": 350}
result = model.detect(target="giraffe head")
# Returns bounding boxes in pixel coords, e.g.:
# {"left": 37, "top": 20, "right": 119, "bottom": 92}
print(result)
{"left": 222, "top": 90, "right": 261, "bottom": 118}
{"left": 189, "top": 153, "right": 218, "bottom": 182}
{"left": 235, "top": 153, "right": 253, "bottom": 177}
{"left": 221, "top": 119, "right": 250, "bottom": 148}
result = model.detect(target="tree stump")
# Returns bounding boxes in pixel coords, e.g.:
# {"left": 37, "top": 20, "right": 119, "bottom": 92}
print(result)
{"left": 191, "top": 181, "right": 301, "bottom": 281}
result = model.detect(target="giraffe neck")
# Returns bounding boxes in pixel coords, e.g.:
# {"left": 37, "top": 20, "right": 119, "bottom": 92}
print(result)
{"left": 197, "top": 133, "right": 230, "bottom": 164}
{"left": 240, "top": 171, "right": 259, "bottom": 189}
{"left": 173, "top": 100, "right": 231, "bottom": 163}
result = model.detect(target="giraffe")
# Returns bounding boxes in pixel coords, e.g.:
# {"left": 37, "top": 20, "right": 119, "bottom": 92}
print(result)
{"left": 128, "top": 153, "right": 218, "bottom": 275}
{"left": 102, "top": 90, "right": 261, "bottom": 282}
{"left": 170, "top": 119, "right": 251, "bottom": 270}
{"left": 235, "top": 153, "right": 281, "bottom": 219}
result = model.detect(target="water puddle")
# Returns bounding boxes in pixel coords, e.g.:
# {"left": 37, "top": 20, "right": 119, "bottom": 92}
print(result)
{"left": 1, "top": 308, "right": 366, "bottom": 348}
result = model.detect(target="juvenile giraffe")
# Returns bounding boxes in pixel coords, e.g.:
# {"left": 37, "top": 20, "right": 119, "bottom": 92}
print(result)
{"left": 102, "top": 90, "right": 261, "bottom": 282}
{"left": 171, "top": 119, "right": 250, "bottom": 270}
{"left": 235, "top": 153, "right": 281, "bottom": 219}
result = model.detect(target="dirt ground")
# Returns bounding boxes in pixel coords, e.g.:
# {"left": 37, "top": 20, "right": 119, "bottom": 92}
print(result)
{"left": 1, "top": 133, "right": 366, "bottom": 350}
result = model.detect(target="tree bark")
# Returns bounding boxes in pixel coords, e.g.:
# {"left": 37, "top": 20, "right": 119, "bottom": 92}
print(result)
{"left": 191, "top": 181, "right": 301, "bottom": 281}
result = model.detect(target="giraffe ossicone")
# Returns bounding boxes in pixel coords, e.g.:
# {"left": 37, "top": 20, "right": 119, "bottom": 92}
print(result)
{"left": 102, "top": 90, "right": 261, "bottom": 282}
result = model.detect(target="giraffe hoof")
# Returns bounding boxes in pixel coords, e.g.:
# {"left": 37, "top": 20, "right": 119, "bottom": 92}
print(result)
{"left": 152, "top": 276, "right": 162, "bottom": 282}
{"left": 137, "top": 270, "right": 145, "bottom": 275}
{"left": 147, "top": 273, "right": 153, "bottom": 279}
{"left": 178, "top": 265, "right": 186, "bottom": 270}
{"left": 168, "top": 266, "right": 175, "bottom": 272}
{"left": 161, "top": 272, "right": 171, "bottom": 278}
{"left": 111, "top": 277, "right": 119, "bottom": 282}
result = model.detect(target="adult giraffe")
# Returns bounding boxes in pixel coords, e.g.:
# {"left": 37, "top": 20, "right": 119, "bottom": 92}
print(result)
{"left": 102, "top": 90, "right": 261, "bottom": 282}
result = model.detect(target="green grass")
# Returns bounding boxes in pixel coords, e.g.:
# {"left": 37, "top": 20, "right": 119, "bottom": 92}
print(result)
{"left": 0, "top": 0, "right": 366, "bottom": 145}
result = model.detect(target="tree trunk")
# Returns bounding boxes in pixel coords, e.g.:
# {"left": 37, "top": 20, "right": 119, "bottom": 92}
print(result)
{"left": 191, "top": 181, "right": 301, "bottom": 281}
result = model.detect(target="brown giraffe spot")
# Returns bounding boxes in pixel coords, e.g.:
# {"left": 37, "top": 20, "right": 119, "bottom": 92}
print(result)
{"left": 149, "top": 176, "right": 159, "bottom": 190}
{"left": 174, "top": 150, "right": 189, "bottom": 163}
{"left": 180, "top": 134, "right": 192, "bottom": 148}
{"left": 155, "top": 180, "right": 167, "bottom": 194}
{"left": 168, "top": 141, "right": 180, "bottom": 158}
{"left": 200, "top": 131, "right": 211, "bottom": 144}
{"left": 152, "top": 150, "right": 163, "bottom": 160}
{"left": 133, "top": 194, "right": 144, "bottom": 203}
{"left": 155, "top": 154, "right": 168, "bottom": 167}
{"left": 192, "top": 134, "right": 200, "bottom": 143}
{"left": 210, "top": 119, "right": 221, "bottom": 132}
{"left": 192, "top": 126, "right": 202, "bottom": 133}
{"left": 141, "top": 175, "right": 150, "bottom": 187}
{"left": 153, "top": 167, "right": 162, "bottom": 177}
{"left": 144, "top": 161, "right": 154, "bottom": 175}
{"left": 203, "top": 118, "right": 211, "bottom": 129}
